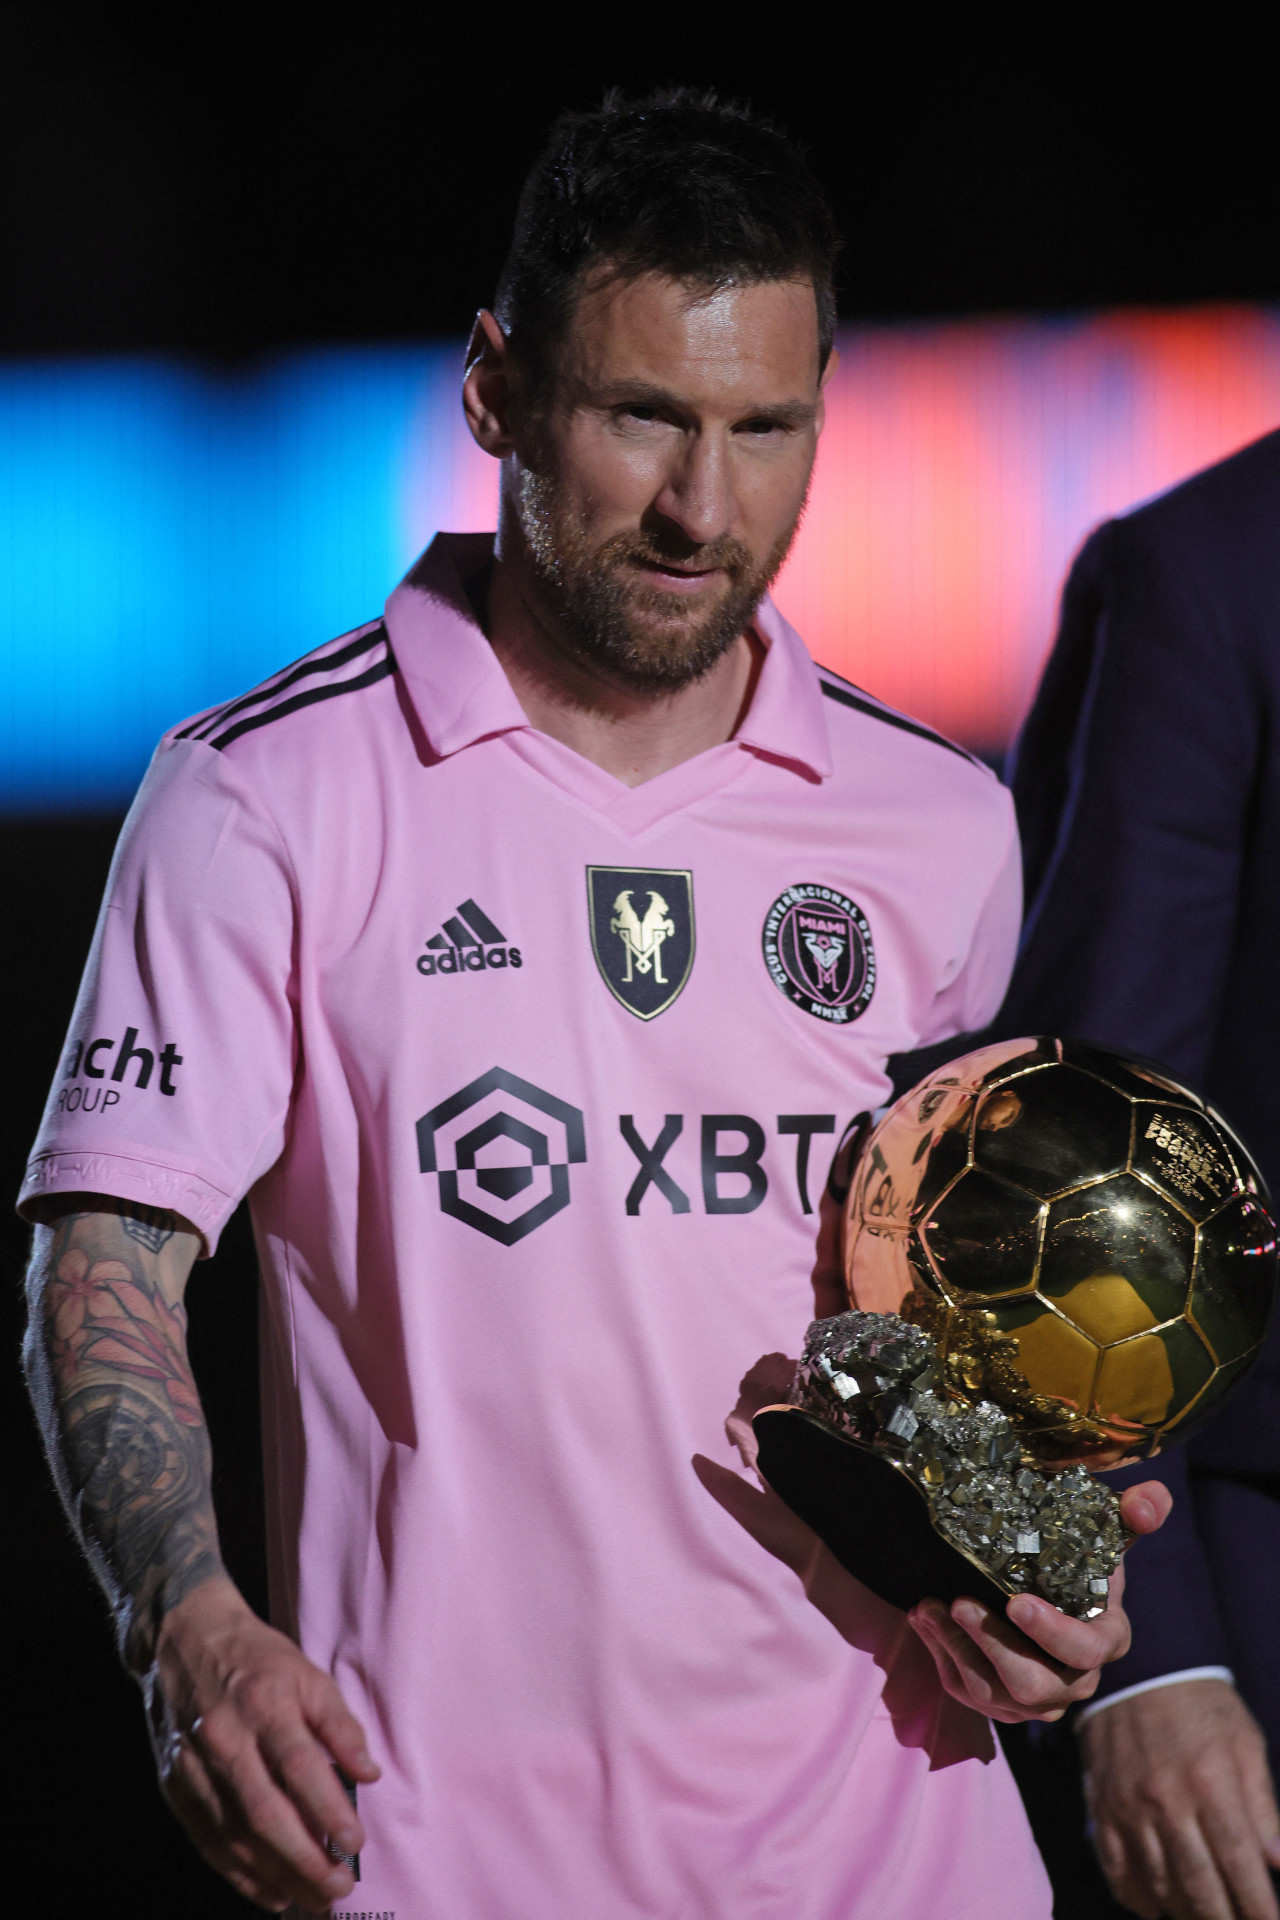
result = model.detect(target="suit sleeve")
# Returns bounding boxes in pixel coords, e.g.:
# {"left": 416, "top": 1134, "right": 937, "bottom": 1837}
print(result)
{"left": 1000, "top": 516, "right": 1259, "bottom": 1691}
{"left": 1000, "top": 518, "right": 1257, "bottom": 1083}
{"left": 18, "top": 736, "right": 298, "bottom": 1253}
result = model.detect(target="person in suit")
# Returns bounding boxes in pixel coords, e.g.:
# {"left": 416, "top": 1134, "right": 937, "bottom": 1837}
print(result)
{"left": 997, "top": 426, "right": 1280, "bottom": 1920}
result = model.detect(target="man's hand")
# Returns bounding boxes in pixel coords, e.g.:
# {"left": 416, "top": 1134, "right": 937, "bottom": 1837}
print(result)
{"left": 1081, "top": 1677, "right": 1280, "bottom": 1920}
{"left": 907, "top": 1479, "right": 1172, "bottom": 1724}
{"left": 151, "top": 1576, "right": 381, "bottom": 1914}
{"left": 22, "top": 1200, "right": 379, "bottom": 1912}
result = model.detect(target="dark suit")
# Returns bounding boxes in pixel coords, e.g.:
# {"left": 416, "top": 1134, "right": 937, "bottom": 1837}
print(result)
{"left": 998, "top": 427, "right": 1280, "bottom": 1756}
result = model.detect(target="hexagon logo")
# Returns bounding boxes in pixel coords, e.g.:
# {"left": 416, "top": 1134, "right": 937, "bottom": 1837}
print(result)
{"left": 417, "top": 1066, "right": 587, "bottom": 1244}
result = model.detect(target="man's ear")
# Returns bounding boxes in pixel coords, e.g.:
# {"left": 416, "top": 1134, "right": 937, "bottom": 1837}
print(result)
{"left": 462, "top": 310, "right": 519, "bottom": 458}
{"left": 814, "top": 345, "right": 840, "bottom": 435}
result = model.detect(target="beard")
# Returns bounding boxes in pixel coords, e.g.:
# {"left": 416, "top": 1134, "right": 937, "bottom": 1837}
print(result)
{"left": 517, "top": 466, "right": 804, "bottom": 693}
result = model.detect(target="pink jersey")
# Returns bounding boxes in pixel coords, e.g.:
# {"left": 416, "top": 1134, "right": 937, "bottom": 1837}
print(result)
{"left": 21, "top": 535, "right": 1047, "bottom": 1919}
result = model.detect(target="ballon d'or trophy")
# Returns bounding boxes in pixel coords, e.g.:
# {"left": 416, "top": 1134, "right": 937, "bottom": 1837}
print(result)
{"left": 754, "top": 1038, "right": 1278, "bottom": 1617}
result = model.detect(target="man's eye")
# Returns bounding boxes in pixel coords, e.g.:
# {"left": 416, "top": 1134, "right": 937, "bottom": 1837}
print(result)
{"left": 620, "top": 405, "right": 661, "bottom": 424}
{"left": 740, "top": 418, "right": 783, "bottom": 436}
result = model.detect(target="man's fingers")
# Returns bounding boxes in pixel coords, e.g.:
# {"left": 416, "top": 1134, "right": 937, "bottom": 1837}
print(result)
{"left": 164, "top": 1749, "right": 301, "bottom": 1912}
{"left": 1161, "top": 1815, "right": 1254, "bottom": 1920}
{"left": 907, "top": 1606, "right": 972, "bottom": 1709}
{"left": 1239, "top": 1722, "right": 1280, "bottom": 1853}
{"left": 910, "top": 1599, "right": 1065, "bottom": 1721}
{"left": 262, "top": 1723, "right": 365, "bottom": 1855}
{"left": 1117, "top": 1478, "right": 1174, "bottom": 1535}
{"left": 1128, "top": 1822, "right": 1178, "bottom": 1920}
{"left": 1180, "top": 1723, "right": 1280, "bottom": 1920}
{"left": 1199, "top": 1774, "right": 1280, "bottom": 1920}
{"left": 308, "top": 1684, "right": 381, "bottom": 1784}
{"left": 189, "top": 1715, "right": 357, "bottom": 1908}
{"left": 1091, "top": 1815, "right": 1162, "bottom": 1920}
{"left": 148, "top": 1592, "right": 379, "bottom": 1909}
{"left": 1081, "top": 1683, "right": 1280, "bottom": 1920}
{"left": 950, "top": 1597, "right": 1098, "bottom": 1714}
{"left": 1003, "top": 1589, "right": 1126, "bottom": 1674}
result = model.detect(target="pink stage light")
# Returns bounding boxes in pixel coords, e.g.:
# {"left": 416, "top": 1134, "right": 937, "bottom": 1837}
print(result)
{"left": 396, "top": 305, "right": 1279, "bottom": 755}
{"left": 774, "top": 305, "right": 1280, "bottom": 752}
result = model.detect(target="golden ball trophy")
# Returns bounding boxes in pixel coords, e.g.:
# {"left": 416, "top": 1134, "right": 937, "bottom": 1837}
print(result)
{"left": 754, "top": 1038, "right": 1278, "bottom": 1618}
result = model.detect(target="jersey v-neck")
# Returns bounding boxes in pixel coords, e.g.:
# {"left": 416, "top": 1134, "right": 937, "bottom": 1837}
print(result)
{"left": 384, "top": 533, "right": 833, "bottom": 834}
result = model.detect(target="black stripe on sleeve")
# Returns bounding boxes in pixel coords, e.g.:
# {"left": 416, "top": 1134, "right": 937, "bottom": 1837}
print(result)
{"left": 176, "top": 625, "right": 389, "bottom": 742}
{"left": 818, "top": 676, "right": 980, "bottom": 765}
{"left": 207, "top": 653, "right": 396, "bottom": 750}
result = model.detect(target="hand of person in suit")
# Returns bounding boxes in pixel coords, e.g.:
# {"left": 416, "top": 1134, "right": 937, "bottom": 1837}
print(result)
{"left": 1080, "top": 1676, "right": 1280, "bottom": 1920}
{"left": 908, "top": 1480, "right": 1171, "bottom": 1724}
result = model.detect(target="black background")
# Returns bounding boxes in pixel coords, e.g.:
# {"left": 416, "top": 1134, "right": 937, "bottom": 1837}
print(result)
{"left": 3, "top": 8, "right": 1274, "bottom": 1912}
{"left": 2, "top": 6, "right": 1277, "bottom": 359}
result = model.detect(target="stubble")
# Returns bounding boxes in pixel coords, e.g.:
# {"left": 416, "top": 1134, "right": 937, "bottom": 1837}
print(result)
{"left": 518, "top": 465, "right": 804, "bottom": 693}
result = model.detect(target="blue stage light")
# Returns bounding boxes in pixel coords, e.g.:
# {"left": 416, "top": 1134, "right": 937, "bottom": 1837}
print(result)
{"left": 2, "top": 315, "right": 1277, "bottom": 810}
{"left": 0, "top": 346, "right": 484, "bottom": 810}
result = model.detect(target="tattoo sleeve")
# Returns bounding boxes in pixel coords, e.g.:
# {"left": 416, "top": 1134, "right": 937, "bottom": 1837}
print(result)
{"left": 23, "top": 1195, "right": 223, "bottom": 1671}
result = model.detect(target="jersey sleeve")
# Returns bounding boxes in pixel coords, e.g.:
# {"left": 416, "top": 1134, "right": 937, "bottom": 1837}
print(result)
{"left": 914, "top": 785, "right": 1023, "bottom": 1047}
{"left": 18, "top": 737, "right": 298, "bottom": 1253}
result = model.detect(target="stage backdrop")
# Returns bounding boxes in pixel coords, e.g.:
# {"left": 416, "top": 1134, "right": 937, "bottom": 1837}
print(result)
{"left": 2, "top": 305, "right": 1278, "bottom": 809}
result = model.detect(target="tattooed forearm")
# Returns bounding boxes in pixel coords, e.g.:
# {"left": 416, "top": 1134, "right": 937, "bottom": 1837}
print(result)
{"left": 120, "top": 1205, "right": 178, "bottom": 1255}
{"left": 22, "top": 1196, "right": 220, "bottom": 1670}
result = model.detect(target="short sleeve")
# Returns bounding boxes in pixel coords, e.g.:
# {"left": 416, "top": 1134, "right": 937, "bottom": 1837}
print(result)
{"left": 914, "top": 789, "right": 1023, "bottom": 1047}
{"left": 18, "top": 737, "right": 298, "bottom": 1253}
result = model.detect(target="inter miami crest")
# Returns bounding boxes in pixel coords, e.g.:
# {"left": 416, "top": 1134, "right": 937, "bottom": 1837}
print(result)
{"left": 762, "top": 883, "right": 876, "bottom": 1025}
{"left": 587, "top": 867, "right": 695, "bottom": 1020}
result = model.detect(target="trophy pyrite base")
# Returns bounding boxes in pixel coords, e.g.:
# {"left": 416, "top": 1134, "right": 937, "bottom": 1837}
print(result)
{"left": 753, "top": 1311, "right": 1128, "bottom": 1620}
{"left": 753, "top": 1406, "right": 1010, "bottom": 1614}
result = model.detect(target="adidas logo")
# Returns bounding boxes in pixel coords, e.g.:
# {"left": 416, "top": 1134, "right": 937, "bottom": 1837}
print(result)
{"left": 417, "top": 899, "right": 522, "bottom": 977}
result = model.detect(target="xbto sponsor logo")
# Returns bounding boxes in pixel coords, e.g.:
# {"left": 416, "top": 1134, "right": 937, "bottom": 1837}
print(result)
{"left": 56, "top": 1027, "right": 183, "bottom": 1112}
{"left": 620, "top": 1112, "right": 840, "bottom": 1215}
{"left": 416, "top": 1067, "right": 586, "bottom": 1244}
{"left": 417, "top": 1073, "right": 854, "bottom": 1241}
{"left": 417, "top": 898, "right": 521, "bottom": 976}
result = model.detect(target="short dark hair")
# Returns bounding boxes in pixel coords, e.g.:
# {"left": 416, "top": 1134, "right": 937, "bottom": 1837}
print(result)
{"left": 494, "top": 88, "right": 840, "bottom": 391}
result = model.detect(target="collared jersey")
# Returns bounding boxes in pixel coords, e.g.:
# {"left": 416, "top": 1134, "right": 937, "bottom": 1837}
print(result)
{"left": 21, "top": 535, "right": 1046, "bottom": 1919}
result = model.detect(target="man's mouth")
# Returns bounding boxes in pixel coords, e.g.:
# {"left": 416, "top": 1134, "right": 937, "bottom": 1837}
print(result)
{"left": 632, "top": 558, "right": 726, "bottom": 595}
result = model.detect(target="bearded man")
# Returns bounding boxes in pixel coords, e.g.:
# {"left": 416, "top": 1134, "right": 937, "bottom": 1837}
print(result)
{"left": 20, "top": 92, "right": 1168, "bottom": 1917}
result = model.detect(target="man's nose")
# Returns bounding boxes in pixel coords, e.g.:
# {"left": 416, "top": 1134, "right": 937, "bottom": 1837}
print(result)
{"left": 650, "top": 432, "right": 734, "bottom": 548}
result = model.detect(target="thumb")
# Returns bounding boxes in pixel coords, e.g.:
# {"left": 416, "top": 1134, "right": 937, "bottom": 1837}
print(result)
{"left": 1117, "top": 1479, "right": 1173, "bottom": 1536}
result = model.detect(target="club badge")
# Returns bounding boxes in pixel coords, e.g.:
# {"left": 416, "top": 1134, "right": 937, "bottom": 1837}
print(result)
{"left": 586, "top": 867, "right": 695, "bottom": 1020}
{"left": 762, "top": 884, "right": 876, "bottom": 1025}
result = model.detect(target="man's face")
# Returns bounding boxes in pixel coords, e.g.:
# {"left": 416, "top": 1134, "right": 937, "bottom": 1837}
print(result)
{"left": 508, "top": 270, "right": 829, "bottom": 691}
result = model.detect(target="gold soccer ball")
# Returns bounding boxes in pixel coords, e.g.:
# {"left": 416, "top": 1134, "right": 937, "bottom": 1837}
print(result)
{"left": 843, "top": 1038, "right": 1278, "bottom": 1465}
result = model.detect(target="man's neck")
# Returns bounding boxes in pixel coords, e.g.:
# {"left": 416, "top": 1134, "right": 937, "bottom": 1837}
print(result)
{"left": 482, "top": 550, "right": 764, "bottom": 789}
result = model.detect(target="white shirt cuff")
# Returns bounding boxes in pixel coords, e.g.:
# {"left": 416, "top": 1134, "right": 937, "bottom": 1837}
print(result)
{"left": 1076, "top": 1666, "right": 1235, "bottom": 1727}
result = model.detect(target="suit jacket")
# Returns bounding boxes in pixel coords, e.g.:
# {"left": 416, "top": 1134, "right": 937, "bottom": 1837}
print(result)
{"left": 996, "top": 428, "right": 1280, "bottom": 1728}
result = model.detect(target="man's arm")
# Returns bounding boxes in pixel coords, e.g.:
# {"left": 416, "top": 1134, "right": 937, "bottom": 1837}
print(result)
{"left": 23, "top": 1197, "right": 378, "bottom": 1915}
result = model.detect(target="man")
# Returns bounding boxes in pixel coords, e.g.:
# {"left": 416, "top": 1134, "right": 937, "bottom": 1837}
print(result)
{"left": 20, "top": 92, "right": 1167, "bottom": 1917}
{"left": 999, "top": 427, "right": 1280, "bottom": 1920}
